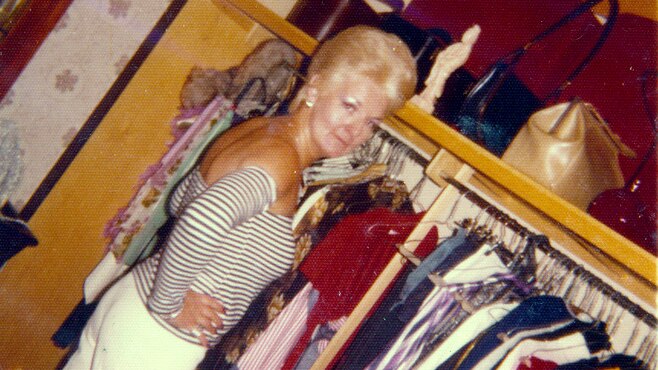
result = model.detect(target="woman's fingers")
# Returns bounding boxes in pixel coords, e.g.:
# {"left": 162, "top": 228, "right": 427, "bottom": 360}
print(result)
{"left": 193, "top": 299, "right": 224, "bottom": 332}
{"left": 192, "top": 329, "right": 210, "bottom": 348}
{"left": 198, "top": 332, "right": 209, "bottom": 349}
{"left": 199, "top": 294, "right": 225, "bottom": 330}
{"left": 168, "top": 290, "right": 226, "bottom": 335}
{"left": 202, "top": 294, "right": 225, "bottom": 314}
{"left": 195, "top": 316, "right": 216, "bottom": 333}
{"left": 198, "top": 307, "right": 223, "bottom": 331}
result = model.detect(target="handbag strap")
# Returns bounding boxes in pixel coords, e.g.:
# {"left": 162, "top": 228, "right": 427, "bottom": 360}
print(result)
{"left": 540, "top": 0, "right": 619, "bottom": 102}
{"left": 474, "top": 0, "right": 619, "bottom": 115}
{"left": 624, "top": 70, "right": 658, "bottom": 189}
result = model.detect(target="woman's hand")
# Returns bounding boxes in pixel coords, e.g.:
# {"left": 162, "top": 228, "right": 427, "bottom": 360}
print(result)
{"left": 168, "top": 290, "right": 225, "bottom": 348}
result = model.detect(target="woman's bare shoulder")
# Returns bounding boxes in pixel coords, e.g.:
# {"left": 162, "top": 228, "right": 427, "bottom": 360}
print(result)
{"left": 202, "top": 116, "right": 300, "bottom": 200}
{"left": 241, "top": 135, "right": 300, "bottom": 195}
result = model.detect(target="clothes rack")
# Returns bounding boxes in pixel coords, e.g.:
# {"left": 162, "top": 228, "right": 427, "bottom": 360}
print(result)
{"left": 383, "top": 175, "right": 656, "bottom": 368}
{"left": 441, "top": 176, "right": 657, "bottom": 331}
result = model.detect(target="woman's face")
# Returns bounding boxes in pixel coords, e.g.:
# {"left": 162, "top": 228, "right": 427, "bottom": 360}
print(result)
{"left": 308, "top": 75, "right": 389, "bottom": 158}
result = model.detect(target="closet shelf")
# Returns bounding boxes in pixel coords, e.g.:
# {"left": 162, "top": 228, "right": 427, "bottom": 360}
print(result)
{"left": 393, "top": 103, "right": 655, "bottom": 285}
{"left": 213, "top": 0, "right": 317, "bottom": 55}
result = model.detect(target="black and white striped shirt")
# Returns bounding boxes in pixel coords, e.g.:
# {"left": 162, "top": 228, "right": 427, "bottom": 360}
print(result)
{"left": 133, "top": 166, "right": 296, "bottom": 346}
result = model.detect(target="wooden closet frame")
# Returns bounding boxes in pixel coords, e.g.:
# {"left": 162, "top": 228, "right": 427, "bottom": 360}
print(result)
{"left": 222, "top": 1, "right": 656, "bottom": 367}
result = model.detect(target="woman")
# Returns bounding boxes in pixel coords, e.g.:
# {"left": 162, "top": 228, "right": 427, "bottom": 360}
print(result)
{"left": 64, "top": 25, "right": 417, "bottom": 369}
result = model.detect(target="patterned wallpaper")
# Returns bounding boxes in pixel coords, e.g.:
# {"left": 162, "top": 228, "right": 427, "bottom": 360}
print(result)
{"left": 0, "top": 0, "right": 173, "bottom": 210}
{"left": 0, "top": 0, "right": 298, "bottom": 212}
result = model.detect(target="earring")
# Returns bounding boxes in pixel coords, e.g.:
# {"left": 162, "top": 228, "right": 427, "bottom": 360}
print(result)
{"left": 305, "top": 99, "right": 314, "bottom": 108}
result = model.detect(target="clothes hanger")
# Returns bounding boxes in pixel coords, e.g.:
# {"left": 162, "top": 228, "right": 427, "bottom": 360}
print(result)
{"left": 635, "top": 327, "right": 655, "bottom": 365}
{"left": 547, "top": 255, "right": 575, "bottom": 296}
{"left": 384, "top": 142, "right": 401, "bottom": 178}
{"left": 578, "top": 274, "right": 600, "bottom": 314}
{"left": 548, "top": 261, "right": 572, "bottom": 297}
{"left": 435, "top": 188, "right": 473, "bottom": 230}
{"left": 554, "top": 266, "right": 576, "bottom": 302}
{"left": 391, "top": 190, "right": 473, "bottom": 267}
{"left": 621, "top": 311, "right": 645, "bottom": 355}
{"left": 532, "top": 249, "right": 559, "bottom": 291}
{"left": 587, "top": 280, "right": 606, "bottom": 318}
{"left": 591, "top": 295, "right": 612, "bottom": 327}
{"left": 507, "top": 230, "right": 531, "bottom": 269}
{"left": 504, "top": 223, "right": 521, "bottom": 254}
{"left": 603, "top": 292, "right": 622, "bottom": 338}
{"left": 466, "top": 204, "right": 495, "bottom": 239}
{"left": 408, "top": 173, "right": 429, "bottom": 211}
{"left": 384, "top": 140, "right": 409, "bottom": 179}
{"left": 642, "top": 336, "right": 656, "bottom": 369}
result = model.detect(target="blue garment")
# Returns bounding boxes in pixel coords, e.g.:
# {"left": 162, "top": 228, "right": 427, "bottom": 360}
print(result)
{"left": 334, "top": 231, "right": 480, "bottom": 369}
{"left": 398, "top": 228, "right": 468, "bottom": 307}
{"left": 368, "top": 274, "right": 521, "bottom": 370}
{"left": 452, "top": 295, "right": 576, "bottom": 370}
{"left": 293, "top": 320, "right": 340, "bottom": 370}
{"left": 396, "top": 231, "right": 481, "bottom": 322}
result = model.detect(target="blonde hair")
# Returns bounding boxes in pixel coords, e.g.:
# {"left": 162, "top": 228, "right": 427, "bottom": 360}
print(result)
{"left": 291, "top": 26, "right": 417, "bottom": 113}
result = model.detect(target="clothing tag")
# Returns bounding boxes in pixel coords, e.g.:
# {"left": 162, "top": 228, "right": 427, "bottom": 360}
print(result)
{"left": 452, "top": 290, "right": 475, "bottom": 314}
{"left": 496, "top": 332, "right": 511, "bottom": 342}
{"left": 396, "top": 243, "right": 421, "bottom": 266}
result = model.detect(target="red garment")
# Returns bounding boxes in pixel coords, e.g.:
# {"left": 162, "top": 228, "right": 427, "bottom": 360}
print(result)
{"left": 281, "top": 208, "right": 438, "bottom": 369}
{"left": 517, "top": 356, "right": 559, "bottom": 370}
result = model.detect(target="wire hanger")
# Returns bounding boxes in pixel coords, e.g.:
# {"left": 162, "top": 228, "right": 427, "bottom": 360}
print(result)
{"left": 432, "top": 176, "right": 657, "bottom": 334}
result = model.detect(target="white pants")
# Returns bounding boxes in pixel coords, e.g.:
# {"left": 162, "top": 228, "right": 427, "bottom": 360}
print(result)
{"left": 63, "top": 274, "right": 206, "bottom": 370}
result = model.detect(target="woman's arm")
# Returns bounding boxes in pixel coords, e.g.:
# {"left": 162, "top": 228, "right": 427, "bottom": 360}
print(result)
{"left": 147, "top": 166, "right": 278, "bottom": 318}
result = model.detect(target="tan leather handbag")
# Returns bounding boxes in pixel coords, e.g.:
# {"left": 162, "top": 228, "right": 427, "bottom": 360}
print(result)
{"left": 502, "top": 98, "right": 635, "bottom": 209}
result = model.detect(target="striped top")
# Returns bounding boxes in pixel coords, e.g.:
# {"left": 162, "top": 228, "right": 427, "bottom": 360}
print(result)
{"left": 133, "top": 166, "right": 296, "bottom": 346}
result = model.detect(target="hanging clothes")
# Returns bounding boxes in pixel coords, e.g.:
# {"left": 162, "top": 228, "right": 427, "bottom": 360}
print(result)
{"left": 292, "top": 316, "right": 348, "bottom": 370}
{"left": 230, "top": 282, "right": 319, "bottom": 370}
{"left": 207, "top": 176, "right": 418, "bottom": 367}
{"left": 434, "top": 295, "right": 585, "bottom": 370}
{"left": 367, "top": 272, "right": 529, "bottom": 370}
{"left": 335, "top": 177, "right": 655, "bottom": 370}
{"left": 336, "top": 228, "right": 534, "bottom": 370}
{"left": 495, "top": 321, "right": 610, "bottom": 369}
{"left": 281, "top": 207, "right": 433, "bottom": 369}
{"left": 414, "top": 301, "right": 521, "bottom": 369}
{"left": 334, "top": 227, "right": 469, "bottom": 369}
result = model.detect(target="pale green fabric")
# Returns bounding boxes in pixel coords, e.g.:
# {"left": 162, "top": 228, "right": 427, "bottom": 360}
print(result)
{"left": 121, "top": 110, "right": 233, "bottom": 265}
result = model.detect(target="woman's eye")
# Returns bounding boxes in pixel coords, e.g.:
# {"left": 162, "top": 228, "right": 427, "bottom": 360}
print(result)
{"left": 343, "top": 101, "right": 357, "bottom": 113}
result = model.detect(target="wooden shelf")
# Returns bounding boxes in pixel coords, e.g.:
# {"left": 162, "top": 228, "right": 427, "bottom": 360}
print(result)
{"left": 214, "top": 0, "right": 318, "bottom": 56}
{"left": 393, "top": 103, "right": 656, "bottom": 285}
